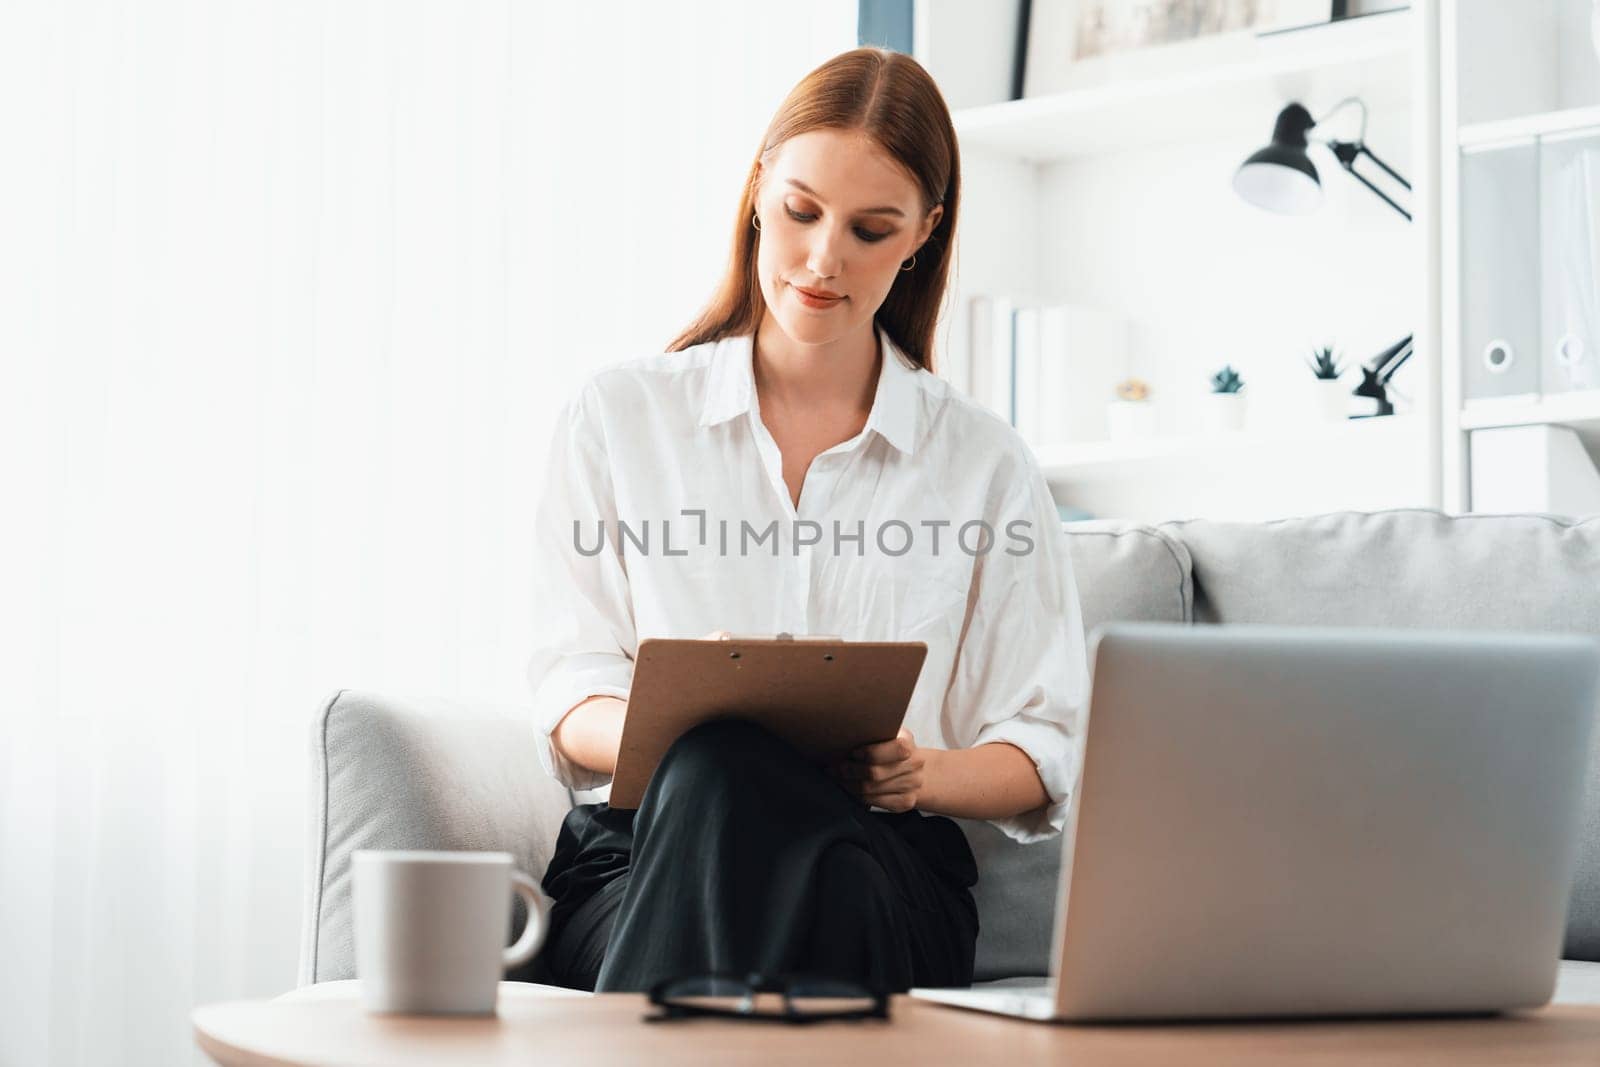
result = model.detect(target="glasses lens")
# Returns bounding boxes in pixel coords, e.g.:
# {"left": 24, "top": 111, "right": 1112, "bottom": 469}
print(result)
{"left": 654, "top": 974, "right": 881, "bottom": 1018}
{"left": 659, "top": 976, "right": 750, "bottom": 999}
{"left": 784, "top": 977, "right": 878, "bottom": 1016}
{"left": 656, "top": 975, "right": 758, "bottom": 1012}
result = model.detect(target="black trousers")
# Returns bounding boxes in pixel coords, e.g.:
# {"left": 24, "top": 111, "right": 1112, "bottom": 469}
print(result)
{"left": 511, "top": 718, "right": 980, "bottom": 993}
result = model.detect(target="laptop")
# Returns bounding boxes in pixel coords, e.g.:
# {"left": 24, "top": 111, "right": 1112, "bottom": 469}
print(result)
{"left": 912, "top": 622, "right": 1600, "bottom": 1021}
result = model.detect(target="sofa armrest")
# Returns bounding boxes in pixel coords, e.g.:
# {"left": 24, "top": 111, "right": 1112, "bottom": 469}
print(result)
{"left": 297, "top": 689, "right": 573, "bottom": 986}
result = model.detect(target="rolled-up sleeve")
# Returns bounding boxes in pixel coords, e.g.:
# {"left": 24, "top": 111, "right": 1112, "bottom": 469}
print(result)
{"left": 526, "top": 385, "right": 636, "bottom": 791}
{"left": 945, "top": 452, "right": 1090, "bottom": 843}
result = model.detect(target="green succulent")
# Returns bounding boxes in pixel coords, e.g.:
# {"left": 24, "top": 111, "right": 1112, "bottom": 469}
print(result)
{"left": 1209, "top": 365, "right": 1245, "bottom": 394}
{"left": 1305, "top": 345, "right": 1345, "bottom": 380}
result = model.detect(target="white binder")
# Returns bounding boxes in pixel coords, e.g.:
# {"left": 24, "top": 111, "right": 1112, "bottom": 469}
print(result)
{"left": 1540, "top": 130, "right": 1600, "bottom": 395}
{"left": 1461, "top": 142, "right": 1542, "bottom": 403}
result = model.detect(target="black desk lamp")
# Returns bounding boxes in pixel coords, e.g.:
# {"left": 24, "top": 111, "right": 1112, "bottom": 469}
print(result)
{"left": 1354, "top": 334, "right": 1412, "bottom": 418}
{"left": 1233, "top": 98, "right": 1413, "bottom": 417}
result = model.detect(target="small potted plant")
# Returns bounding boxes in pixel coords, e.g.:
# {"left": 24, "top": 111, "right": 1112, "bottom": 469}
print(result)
{"left": 1204, "top": 364, "right": 1246, "bottom": 433}
{"left": 1305, "top": 344, "right": 1349, "bottom": 423}
{"left": 1107, "top": 378, "right": 1155, "bottom": 442}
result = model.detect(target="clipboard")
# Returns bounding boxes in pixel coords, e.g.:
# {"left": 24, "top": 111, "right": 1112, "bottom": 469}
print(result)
{"left": 608, "top": 634, "right": 928, "bottom": 809}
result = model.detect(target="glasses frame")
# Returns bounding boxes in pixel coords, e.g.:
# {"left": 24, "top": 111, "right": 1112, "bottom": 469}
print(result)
{"left": 645, "top": 971, "right": 891, "bottom": 1026}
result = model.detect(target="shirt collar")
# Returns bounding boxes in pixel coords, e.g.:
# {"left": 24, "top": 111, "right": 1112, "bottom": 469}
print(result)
{"left": 697, "top": 324, "right": 923, "bottom": 455}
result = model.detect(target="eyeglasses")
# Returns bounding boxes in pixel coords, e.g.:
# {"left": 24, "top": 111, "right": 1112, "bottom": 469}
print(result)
{"left": 645, "top": 972, "right": 891, "bottom": 1025}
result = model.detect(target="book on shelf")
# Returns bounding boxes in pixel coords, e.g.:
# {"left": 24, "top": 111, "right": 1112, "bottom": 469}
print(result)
{"left": 966, "top": 294, "right": 1015, "bottom": 424}
{"left": 1037, "top": 307, "right": 1076, "bottom": 445}
{"left": 1013, "top": 306, "right": 1041, "bottom": 444}
{"left": 1013, "top": 303, "right": 1132, "bottom": 448}
{"left": 966, "top": 296, "right": 1132, "bottom": 448}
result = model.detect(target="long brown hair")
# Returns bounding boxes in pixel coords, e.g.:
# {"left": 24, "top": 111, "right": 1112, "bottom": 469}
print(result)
{"left": 667, "top": 47, "right": 959, "bottom": 373}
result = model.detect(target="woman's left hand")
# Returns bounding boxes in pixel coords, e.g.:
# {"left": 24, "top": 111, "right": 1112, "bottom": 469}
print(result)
{"left": 830, "top": 726, "right": 926, "bottom": 813}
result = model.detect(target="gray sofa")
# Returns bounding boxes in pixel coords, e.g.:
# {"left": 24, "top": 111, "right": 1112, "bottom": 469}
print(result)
{"left": 298, "top": 508, "right": 1600, "bottom": 988}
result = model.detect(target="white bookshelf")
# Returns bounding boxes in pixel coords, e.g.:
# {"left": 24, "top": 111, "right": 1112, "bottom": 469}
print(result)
{"left": 1441, "top": 0, "right": 1600, "bottom": 513}
{"left": 946, "top": 2, "right": 1600, "bottom": 520}
{"left": 944, "top": 4, "right": 1431, "bottom": 522}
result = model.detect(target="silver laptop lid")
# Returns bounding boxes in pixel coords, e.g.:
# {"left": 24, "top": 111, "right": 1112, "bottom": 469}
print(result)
{"left": 1053, "top": 623, "right": 1599, "bottom": 1021}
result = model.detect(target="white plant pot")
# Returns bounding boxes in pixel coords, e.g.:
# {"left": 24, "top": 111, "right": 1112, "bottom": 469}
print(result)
{"left": 1311, "top": 378, "right": 1350, "bottom": 423}
{"left": 1106, "top": 400, "right": 1156, "bottom": 442}
{"left": 1202, "top": 392, "right": 1247, "bottom": 433}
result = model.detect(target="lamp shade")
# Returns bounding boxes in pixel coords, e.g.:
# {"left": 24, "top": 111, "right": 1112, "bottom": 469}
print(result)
{"left": 1233, "top": 102, "right": 1323, "bottom": 215}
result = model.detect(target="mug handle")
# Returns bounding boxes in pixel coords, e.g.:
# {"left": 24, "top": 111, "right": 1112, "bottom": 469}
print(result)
{"left": 503, "top": 869, "right": 551, "bottom": 970}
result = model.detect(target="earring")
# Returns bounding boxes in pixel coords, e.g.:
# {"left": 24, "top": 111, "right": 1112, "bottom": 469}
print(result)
{"left": 900, "top": 254, "right": 916, "bottom": 272}
{"left": 751, "top": 212, "right": 762, "bottom": 231}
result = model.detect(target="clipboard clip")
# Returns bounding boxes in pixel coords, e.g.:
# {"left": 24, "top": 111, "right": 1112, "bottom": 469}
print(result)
{"left": 715, "top": 632, "right": 842, "bottom": 642}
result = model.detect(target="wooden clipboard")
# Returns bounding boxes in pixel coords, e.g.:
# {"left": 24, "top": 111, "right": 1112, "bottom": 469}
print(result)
{"left": 608, "top": 634, "right": 928, "bottom": 809}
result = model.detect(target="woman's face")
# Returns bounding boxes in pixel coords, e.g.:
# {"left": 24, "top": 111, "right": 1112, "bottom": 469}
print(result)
{"left": 753, "top": 129, "right": 943, "bottom": 348}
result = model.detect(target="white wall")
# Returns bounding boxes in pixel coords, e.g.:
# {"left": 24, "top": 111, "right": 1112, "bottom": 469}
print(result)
{"left": 0, "top": 4, "right": 856, "bottom": 1064}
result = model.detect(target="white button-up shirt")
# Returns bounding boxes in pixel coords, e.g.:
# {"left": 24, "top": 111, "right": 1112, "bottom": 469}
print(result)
{"left": 527, "top": 325, "right": 1089, "bottom": 842}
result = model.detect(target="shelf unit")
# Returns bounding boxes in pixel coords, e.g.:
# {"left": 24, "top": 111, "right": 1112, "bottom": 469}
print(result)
{"left": 939, "top": 1, "right": 1600, "bottom": 519}
{"left": 943, "top": 5, "right": 1432, "bottom": 521}
{"left": 1440, "top": 0, "right": 1600, "bottom": 513}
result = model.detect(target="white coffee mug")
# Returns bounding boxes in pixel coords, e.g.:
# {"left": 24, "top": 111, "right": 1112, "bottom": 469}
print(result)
{"left": 352, "top": 849, "right": 550, "bottom": 1015}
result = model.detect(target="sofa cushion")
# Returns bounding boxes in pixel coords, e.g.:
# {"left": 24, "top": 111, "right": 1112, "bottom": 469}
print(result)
{"left": 1164, "top": 509, "right": 1600, "bottom": 961}
{"left": 1067, "top": 519, "right": 1196, "bottom": 640}
{"left": 1165, "top": 509, "right": 1600, "bottom": 631}
{"left": 959, "top": 520, "right": 1194, "bottom": 981}
{"left": 300, "top": 690, "right": 573, "bottom": 985}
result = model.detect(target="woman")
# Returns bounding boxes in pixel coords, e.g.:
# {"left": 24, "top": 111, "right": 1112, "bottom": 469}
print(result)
{"left": 522, "top": 47, "right": 1089, "bottom": 994}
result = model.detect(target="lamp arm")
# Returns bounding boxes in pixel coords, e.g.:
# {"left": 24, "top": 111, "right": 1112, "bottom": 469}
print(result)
{"left": 1353, "top": 143, "right": 1411, "bottom": 191}
{"left": 1310, "top": 96, "right": 1412, "bottom": 220}
{"left": 1366, "top": 334, "right": 1413, "bottom": 383}
{"left": 1327, "top": 141, "right": 1412, "bottom": 221}
{"left": 1344, "top": 157, "right": 1413, "bottom": 221}
{"left": 1378, "top": 341, "right": 1413, "bottom": 385}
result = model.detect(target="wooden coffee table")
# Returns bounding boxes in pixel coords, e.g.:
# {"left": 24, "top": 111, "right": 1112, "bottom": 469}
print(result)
{"left": 193, "top": 979, "right": 1600, "bottom": 1065}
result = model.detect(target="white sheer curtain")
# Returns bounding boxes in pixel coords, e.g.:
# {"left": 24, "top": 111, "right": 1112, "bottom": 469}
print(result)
{"left": 0, "top": 2, "right": 855, "bottom": 1062}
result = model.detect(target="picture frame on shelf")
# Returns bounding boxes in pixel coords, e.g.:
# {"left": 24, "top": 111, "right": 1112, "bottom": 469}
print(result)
{"left": 1021, "top": 0, "right": 1337, "bottom": 100}
{"left": 1074, "top": 0, "right": 1333, "bottom": 60}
